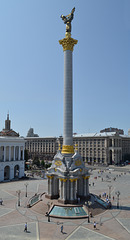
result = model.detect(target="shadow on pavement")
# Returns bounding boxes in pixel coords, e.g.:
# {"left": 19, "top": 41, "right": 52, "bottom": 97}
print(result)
{"left": 111, "top": 205, "right": 130, "bottom": 211}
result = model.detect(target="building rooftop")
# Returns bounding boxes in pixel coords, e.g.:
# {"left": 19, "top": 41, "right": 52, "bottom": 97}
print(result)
{"left": 74, "top": 132, "right": 118, "bottom": 137}
{"left": 25, "top": 132, "right": 130, "bottom": 139}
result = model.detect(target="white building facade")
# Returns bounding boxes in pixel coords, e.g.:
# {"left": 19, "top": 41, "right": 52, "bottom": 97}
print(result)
{"left": 0, "top": 137, "right": 25, "bottom": 181}
{"left": 0, "top": 114, "right": 25, "bottom": 182}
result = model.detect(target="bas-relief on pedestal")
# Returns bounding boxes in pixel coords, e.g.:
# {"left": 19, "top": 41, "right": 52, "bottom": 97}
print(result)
{"left": 46, "top": 8, "right": 90, "bottom": 204}
{"left": 46, "top": 146, "right": 90, "bottom": 204}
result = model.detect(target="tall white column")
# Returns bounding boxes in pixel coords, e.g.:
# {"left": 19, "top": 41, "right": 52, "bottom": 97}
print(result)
{"left": 63, "top": 50, "right": 73, "bottom": 146}
{"left": 9, "top": 146, "right": 11, "bottom": 161}
{"left": 22, "top": 146, "right": 24, "bottom": 160}
{"left": 18, "top": 146, "right": 21, "bottom": 160}
{"left": 14, "top": 146, "right": 16, "bottom": 160}
{"left": 4, "top": 146, "right": 6, "bottom": 161}
{"left": 59, "top": 36, "right": 77, "bottom": 155}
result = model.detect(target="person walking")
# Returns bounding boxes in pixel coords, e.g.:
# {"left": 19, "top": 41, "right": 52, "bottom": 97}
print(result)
{"left": 24, "top": 222, "right": 27, "bottom": 232}
{"left": 61, "top": 224, "right": 63, "bottom": 233}
{"left": 93, "top": 221, "right": 96, "bottom": 229}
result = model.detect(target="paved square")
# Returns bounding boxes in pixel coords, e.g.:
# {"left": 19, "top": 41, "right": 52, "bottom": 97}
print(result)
{"left": 0, "top": 166, "right": 130, "bottom": 240}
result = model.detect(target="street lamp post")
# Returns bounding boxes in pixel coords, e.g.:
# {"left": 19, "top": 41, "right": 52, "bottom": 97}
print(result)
{"left": 115, "top": 191, "right": 120, "bottom": 209}
{"left": 24, "top": 183, "right": 29, "bottom": 197}
{"left": 16, "top": 190, "right": 21, "bottom": 206}
{"left": 47, "top": 202, "right": 50, "bottom": 222}
{"left": 108, "top": 185, "right": 112, "bottom": 199}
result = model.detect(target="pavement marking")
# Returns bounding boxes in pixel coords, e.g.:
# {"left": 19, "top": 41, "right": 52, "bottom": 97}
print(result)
{"left": 65, "top": 225, "right": 80, "bottom": 240}
{"left": 66, "top": 226, "right": 116, "bottom": 240}
{"left": 37, "top": 183, "right": 39, "bottom": 193}
{"left": 111, "top": 186, "right": 115, "bottom": 194}
{"left": 116, "top": 218, "right": 130, "bottom": 234}
{"left": 2, "top": 189, "right": 17, "bottom": 198}
{"left": 0, "top": 221, "right": 36, "bottom": 229}
{"left": 36, "top": 221, "right": 40, "bottom": 240}
{"left": 0, "top": 209, "right": 14, "bottom": 218}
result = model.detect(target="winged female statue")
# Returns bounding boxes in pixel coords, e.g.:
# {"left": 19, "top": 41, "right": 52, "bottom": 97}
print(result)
{"left": 60, "top": 7, "right": 75, "bottom": 33}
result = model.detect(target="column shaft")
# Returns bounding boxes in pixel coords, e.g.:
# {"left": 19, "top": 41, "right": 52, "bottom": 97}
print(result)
{"left": 22, "top": 147, "right": 24, "bottom": 160}
{"left": 14, "top": 146, "right": 16, "bottom": 161}
{"left": 73, "top": 181, "right": 76, "bottom": 200}
{"left": 9, "top": 146, "right": 11, "bottom": 161}
{"left": 4, "top": 146, "right": 6, "bottom": 161}
{"left": 63, "top": 50, "right": 73, "bottom": 146}
{"left": 19, "top": 147, "right": 21, "bottom": 160}
{"left": 63, "top": 181, "right": 67, "bottom": 200}
{"left": 70, "top": 181, "right": 74, "bottom": 200}
{"left": 84, "top": 179, "right": 87, "bottom": 196}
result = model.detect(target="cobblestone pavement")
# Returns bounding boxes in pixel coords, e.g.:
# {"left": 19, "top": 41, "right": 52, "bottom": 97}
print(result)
{"left": 0, "top": 166, "right": 130, "bottom": 240}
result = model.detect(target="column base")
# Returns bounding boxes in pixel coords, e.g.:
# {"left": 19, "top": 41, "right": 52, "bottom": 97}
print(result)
{"left": 77, "top": 195, "right": 90, "bottom": 200}
{"left": 58, "top": 199, "right": 78, "bottom": 204}
{"left": 45, "top": 194, "right": 59, "bottom": 200}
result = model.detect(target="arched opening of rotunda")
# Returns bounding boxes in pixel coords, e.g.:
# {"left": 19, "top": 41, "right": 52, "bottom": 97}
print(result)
{"left": 4, "top": 166, "right": 10, "bottom": 180}
{"left": 14, "top": 165, "right": 19, "bottom": 178}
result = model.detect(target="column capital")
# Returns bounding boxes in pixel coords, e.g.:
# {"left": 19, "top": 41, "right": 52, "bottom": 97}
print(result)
{"left": 47, "top": 175, "right": 54, "bottom": 179}
{"left": 59, "top": 178, "right": 67, "bottom": 182}
{"left": 59, "top": 36, "right": 78, "bottom": 52}
{"left": 69, "top": 178, "right": 78, "bottom": 182}
{"left": 83, "top": 176, "right": 90, "bottom": 180}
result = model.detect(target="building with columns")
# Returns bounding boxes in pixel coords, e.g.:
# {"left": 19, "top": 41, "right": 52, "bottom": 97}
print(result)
{"left": 0, "top": 114, "right": 25, "bottom": 182}
{"left": 25, "top": 131, "right": 130, "bottom": 165}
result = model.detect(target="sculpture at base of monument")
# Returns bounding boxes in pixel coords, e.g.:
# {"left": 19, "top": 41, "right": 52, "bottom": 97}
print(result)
{"left": 60, "top": 7, "right": 75, "bottom": 35}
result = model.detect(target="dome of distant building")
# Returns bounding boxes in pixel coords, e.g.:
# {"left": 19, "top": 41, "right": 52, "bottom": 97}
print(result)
{"left": 0, "top": 113, "right": 19, "bottom": 137}
{"left": 26, "top": 128, "right": 39, "bottom": 137}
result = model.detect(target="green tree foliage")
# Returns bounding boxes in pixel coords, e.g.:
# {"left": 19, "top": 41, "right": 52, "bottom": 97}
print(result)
{"left": 45, "top": 163, "right": 51, "bottom": 169}
{"left": 124, "top": 154, "right": 130, "bottom": 161}
{"left": 24, "top": 149, "right": 29, "bottom": 161}
{"left": 33, "top": 156, "right": 40, "bottom": 167}
{"left": 41, "top": 160, "right": 45, "bottom": 168}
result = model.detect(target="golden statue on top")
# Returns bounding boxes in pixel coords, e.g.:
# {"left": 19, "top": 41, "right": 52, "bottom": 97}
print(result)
{"left": 60, "top": 7, "right": 75, "bottom": 35}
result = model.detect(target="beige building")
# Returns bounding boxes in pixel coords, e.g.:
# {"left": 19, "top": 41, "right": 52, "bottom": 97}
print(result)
{"left": 25, "top": 131, "right": 130, "bottom": 165}
{"left": 25, "top": 137, "right": 57, "bottom": 160}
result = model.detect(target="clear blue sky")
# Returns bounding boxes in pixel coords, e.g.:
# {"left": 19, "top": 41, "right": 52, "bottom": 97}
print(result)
{"left": 0, "top": 0, "right": 129, "bottom": 137}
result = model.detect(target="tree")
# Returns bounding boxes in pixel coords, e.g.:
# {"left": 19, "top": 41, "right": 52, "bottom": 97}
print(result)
{"left": 24, "top": 149, "right": 29, "bottom": 161}
{"left": 124, "top": 154, "right": 130, "bottom": 161}
{"left": 41, "top": 160, "right": 45, "bottom": 168}
{"left": 45, "top": 163, "right": 52, "bottom": 169}
{"left": 33, "top": 156, "right": 40, "bottom": 167}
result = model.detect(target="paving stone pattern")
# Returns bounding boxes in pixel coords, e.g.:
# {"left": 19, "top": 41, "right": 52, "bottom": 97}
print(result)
{"left": 0, "top": 167, "right": 129, "bottom": 240}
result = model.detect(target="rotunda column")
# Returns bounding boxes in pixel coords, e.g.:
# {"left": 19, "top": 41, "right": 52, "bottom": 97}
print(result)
{"left": 22, "top": 146, "right": 24, "bottom": 160}
{"left": 4, "top": 146, "right": 6, "bottom": 161}
{"left": 63, "top": 179, "right": 67, "bottom": 201}
{"left": 18, "top": 146, "right": 21, "bottom": 160}
{"left": 9, "top": 146, "right": 11, "bottom": 161}
{"left": 70, "top": 179, "right": 74, "bottom": 201}
{"left": 13, "top": 146, "right": 16, "bottom": 160}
